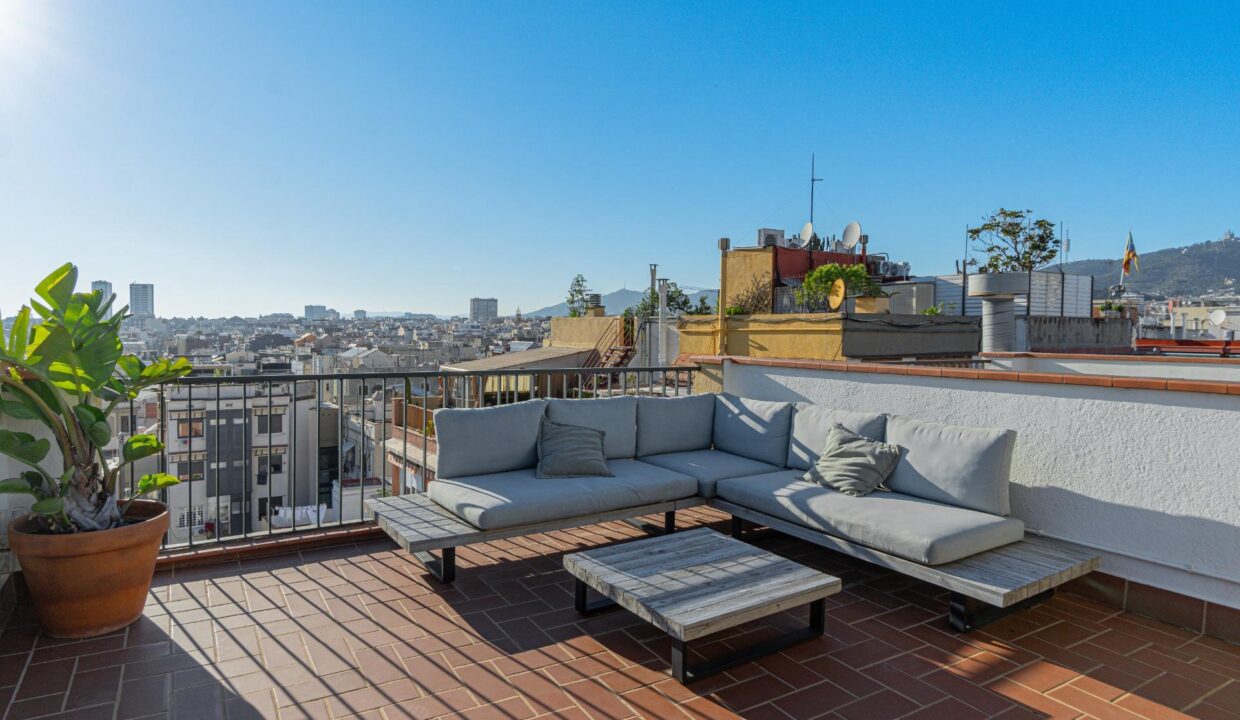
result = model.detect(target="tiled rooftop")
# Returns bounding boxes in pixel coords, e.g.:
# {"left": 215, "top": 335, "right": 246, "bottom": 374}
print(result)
{"left": 0, "top": 508, "right": 1236, "bottom": 720}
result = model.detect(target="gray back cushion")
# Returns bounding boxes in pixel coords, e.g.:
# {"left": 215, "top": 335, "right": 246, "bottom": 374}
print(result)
{"left": 787, "top": 404, "right": 888, "bottom": 470}
{"left": 636, "top": 394, "right": 715, "bottom": 456}
{"left": 536, "top": 418, "right": 612, "bottom": 478}
{"left": 712, "top": 394, "right": 794, "bottom": 467}
{"left": 433, "top": 399, "right": 547, "bottom": 478}
{"left": 885, "top": 416, "right": 1016, "bottom": 516}
{"left": 546, "top": 397, "right": 637, "bottom": 459}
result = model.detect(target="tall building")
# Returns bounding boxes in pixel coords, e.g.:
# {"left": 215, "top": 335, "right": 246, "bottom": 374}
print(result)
{"left": 353, "top": 309, "right": 367, "bottom": 320}
{"left": 129, "top": 283, "right": 155, "bottom": 317}
{"left": 469, "top": 297, "right": 499, "bottom": 323}
{"left": 91, "top": 280, "right": 113, "bottom": 317}
{"left": 304, "top": 305, "right": 328, "bottom": 321}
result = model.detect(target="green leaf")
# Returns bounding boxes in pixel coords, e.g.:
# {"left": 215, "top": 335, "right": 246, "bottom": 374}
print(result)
{"left": 0, "top": 398, "right": 41, "bottom": 421}
{"left": 0, "top": 478, "right": 36, "bottom": 495}
{"left": 34, "top": 263, "right": 77, "bottom": 313}
{"left": 122, "top": 433, "right": 163, "bottom": 462}
{"left": 72, "top": 404, "right": 112, "bottom": 447}
{"left": 8, "top": 306, "right": 30, "bottom": 360}
{"left": 116, "top": 355, "right": 143, "bottom": 381}
{"left": 26, "top": 323, "right": 122, "bottom": 395}
{"left": 0, "top": 429, "right": 50, "bottom": 466}
{"left": 31, "top": 496, "right": 64, "bottom": 515}
{"left": 136, "top": 472, "right": 179, "bottom": 495}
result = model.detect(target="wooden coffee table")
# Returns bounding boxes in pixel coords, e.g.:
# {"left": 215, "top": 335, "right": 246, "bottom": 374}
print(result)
{"left": 563, "top": 527, "right": 842, "bottom": 682}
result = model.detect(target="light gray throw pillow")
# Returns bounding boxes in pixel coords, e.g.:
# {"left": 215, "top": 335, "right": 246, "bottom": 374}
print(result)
{"left": 536, "top": 418, "right": 612, "bottom": 479}
{"left": 803, "top": 424, "right": 900, "bottom": 497}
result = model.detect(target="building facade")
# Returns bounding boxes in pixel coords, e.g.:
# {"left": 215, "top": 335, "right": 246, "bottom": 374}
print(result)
{"left": 91, "top": 280, "right": 114, "bottom": 317}
{"left": 469, "top": 297, "right": 499, "bottom": 323}
{"left": 129, "top": 283, "right": 155, "bottom": 317}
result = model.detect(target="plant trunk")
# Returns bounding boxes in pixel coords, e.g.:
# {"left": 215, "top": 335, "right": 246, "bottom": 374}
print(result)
{"left": 63, "top": 463, "right": 121, "bottom": 531}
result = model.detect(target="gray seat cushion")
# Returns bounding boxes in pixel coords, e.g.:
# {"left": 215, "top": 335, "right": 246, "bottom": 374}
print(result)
{"left": 546, "top": 397, "right": 637, "bottom": 459}
{"left": 636, "top": 394, "right": 715, "bottom": 457}
{"left": 885, "top": 416, "right": 1017, "bottom": 516}
{"left": 639, "top": 449, "right": 782, "bottom": 497}
{"left": 433, "top": 399, "right": 547, "bottom": 478}
{"left": 428, "top": 459, "right": 697, "bottom": 530}
{"left": 712, "top": 394, "right": 794, "bottom": 466}
{"left": 787, "top": 404, "right": 888, "bottom": 471}
{"left": 716, "top": 471, "right": 1024, "bottom": 565}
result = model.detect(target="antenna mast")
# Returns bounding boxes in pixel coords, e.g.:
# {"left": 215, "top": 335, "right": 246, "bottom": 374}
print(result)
{"left": 809, "top": 153, "right": 823, "bottom": 226}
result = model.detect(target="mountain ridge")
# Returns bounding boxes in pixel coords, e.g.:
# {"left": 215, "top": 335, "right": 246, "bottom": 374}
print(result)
{"left": 1055, "top": 231, "right": 1238, "bottom": 298}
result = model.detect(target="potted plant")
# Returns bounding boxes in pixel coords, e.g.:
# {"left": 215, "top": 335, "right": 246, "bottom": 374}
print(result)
{"left": 797, "top": 263, "right": 888, "bottom": 313}
{"left": 0, "top": 264, "right": 190, "bottom": 638}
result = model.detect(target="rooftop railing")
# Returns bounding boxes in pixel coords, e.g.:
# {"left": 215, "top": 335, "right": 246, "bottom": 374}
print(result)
{"left": 117, "top": 364, "right": 698, "bottom": 552}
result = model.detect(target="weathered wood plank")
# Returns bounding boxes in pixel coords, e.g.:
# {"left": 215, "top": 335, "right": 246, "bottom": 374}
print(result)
{"left": 368, "top": 493, "right": 706, "bottom": 554}
{"left": 564, "top": 528, "right": 841, "bottom": 641}
{"left": 710, "top": 499, "right": 1098, "bottom": 607}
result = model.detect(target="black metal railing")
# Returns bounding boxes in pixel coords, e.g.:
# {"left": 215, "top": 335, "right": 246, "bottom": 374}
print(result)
{"left": 125, "top": 365, "right": 697, "bottom": 552}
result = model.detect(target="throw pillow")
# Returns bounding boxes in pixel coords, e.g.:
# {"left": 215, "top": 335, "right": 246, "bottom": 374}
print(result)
{"left": 536, "top": 418, "right": 612, "bottom": 478}
{"left": 803, "top": 423, "right": 900, "bottom": 497}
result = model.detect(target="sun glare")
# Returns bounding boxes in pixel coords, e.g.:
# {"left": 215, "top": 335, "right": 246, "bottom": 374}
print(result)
{"left": 0, "top": 0, "right": 59, "bottom": 69}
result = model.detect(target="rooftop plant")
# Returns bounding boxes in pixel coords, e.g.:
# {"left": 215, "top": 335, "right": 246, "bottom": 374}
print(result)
{"left": 797, "top": 263, "right": 885, "bottom": 311}
{"left": 967, "top": 208, "right": 1060, "bottom": 273}
{"left": 0, "top": 264, "right": 191, "bottom": 532}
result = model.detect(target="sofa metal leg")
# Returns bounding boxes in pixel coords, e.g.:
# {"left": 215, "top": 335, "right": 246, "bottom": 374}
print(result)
{"left": 730, "top": 516, "right": 744, "bottom": 540}
{"left": 949, "top": 589, "right": 1053, "bottom": 632}
{"left": 413, "top": 547, "right": 455, "bottom": 584}
{"left": 624, "top": 513, "right": 674, "bottom": 536}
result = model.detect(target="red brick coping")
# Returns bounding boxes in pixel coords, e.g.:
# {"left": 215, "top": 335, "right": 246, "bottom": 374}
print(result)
{"left": 688, "top": 355, "right": 1240, "bottom": 396}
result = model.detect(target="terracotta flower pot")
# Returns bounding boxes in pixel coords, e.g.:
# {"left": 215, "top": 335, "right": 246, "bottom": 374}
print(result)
{"left": 8, "top": 500, "right": 168, "bottom": 638}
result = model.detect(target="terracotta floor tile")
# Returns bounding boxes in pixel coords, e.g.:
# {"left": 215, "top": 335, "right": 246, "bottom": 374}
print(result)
{"left": 0, "top": 516, "right": 1229, "bottom": 720}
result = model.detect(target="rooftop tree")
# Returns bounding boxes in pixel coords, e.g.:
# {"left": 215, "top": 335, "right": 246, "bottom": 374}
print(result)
{"left": 967, "top": 208, "right": 1060, "bottom": 273}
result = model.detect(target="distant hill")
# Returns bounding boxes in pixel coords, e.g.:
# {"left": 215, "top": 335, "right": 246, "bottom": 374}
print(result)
{"left": 528, "top": 289, "right": 718, "bottom": 317}
{"left": 1057, "top": 231, "right": 1239, "bottom": 298}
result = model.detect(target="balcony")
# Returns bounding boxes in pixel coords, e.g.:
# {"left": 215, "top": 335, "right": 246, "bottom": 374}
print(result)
{"left": 0, "top": 361, "right": 1235, "bottom": 719}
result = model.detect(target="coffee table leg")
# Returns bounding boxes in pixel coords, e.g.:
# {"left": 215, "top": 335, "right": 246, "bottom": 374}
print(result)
{"left": 574, "top": 579, "right": 618, "bottom": 615}
{"left": 671, "top": 598, "right": 826, "bottom": 683}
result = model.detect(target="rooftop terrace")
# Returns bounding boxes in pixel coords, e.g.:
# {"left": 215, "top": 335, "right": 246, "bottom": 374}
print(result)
{"left": 1, "top": 507, "right": 1235, "bottom": 720}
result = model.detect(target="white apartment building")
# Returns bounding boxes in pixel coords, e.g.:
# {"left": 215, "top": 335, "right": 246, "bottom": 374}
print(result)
{"left": 91, "top": 280, "right": 113, "bottom": 317}
{"left": 129, "top": 283, "right": 155, "bottom": 317}
{"left": 469, "top": 297, "right": 499, "bottom": 323}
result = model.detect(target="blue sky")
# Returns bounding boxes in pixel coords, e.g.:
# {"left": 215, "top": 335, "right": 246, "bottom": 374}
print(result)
{"left": 2, "top": 0, "right": 1237, "bottom": 317}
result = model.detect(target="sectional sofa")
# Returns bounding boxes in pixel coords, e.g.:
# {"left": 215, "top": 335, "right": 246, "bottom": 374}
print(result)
{"left": 372, "top": 392, "right": 1098, "bottom": 631}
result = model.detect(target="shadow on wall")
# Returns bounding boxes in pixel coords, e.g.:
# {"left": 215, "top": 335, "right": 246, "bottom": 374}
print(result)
{"left": 1014, "top": 484, "right": 1240, "bottom": 587}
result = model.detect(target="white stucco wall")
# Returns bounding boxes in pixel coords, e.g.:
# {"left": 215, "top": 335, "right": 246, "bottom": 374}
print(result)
{"left": 986, "top": 355, "right": 1240, "bottom": 382}
{"left": 724, "top": 362, "right": 1240, "bottom": 608}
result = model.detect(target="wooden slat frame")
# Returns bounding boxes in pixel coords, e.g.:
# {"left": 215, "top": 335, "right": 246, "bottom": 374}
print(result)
{"left": 710, "top": 499, "right": 1098, "bottom": 607}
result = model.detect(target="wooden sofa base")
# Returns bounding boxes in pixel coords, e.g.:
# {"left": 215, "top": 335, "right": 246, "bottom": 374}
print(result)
{"left": 369, "top": 494, "right": 704, "bottom": 584}
{"left": 712, "top": 499, "right": 1099, "bottom": 632}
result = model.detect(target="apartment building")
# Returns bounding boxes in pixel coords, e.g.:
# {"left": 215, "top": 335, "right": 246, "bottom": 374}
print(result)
{"left": 469, "top": 297, "right": 498, "bottom": 323}
{"left": 91, "top": 280, "right": 113, "bottom": 317}
{"left": 129, "top": 283, "right": 155, "bottom": 317}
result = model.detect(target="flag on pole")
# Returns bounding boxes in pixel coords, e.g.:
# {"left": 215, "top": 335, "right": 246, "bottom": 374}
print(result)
{"left": 1122, "top": 231, "right": 1139, "bottom": 274}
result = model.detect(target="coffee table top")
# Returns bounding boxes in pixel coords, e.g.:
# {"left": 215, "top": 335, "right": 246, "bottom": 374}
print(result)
{"left": 563, "top": 527, "right": 842, "bottom": 641}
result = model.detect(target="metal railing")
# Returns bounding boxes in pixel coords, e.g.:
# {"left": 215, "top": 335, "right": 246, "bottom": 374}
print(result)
{"left": 127, "top": 365, "right": 698, "bottom": 552}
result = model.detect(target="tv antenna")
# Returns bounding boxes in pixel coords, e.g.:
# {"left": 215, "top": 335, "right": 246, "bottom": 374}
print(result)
{"left": 809, "top": 154, "right": 823, "bottom": 226}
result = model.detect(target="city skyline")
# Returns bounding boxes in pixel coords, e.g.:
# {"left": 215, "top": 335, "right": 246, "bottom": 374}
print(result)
{"left": 2, "top": 1, "right": 1238, "bottom": 317}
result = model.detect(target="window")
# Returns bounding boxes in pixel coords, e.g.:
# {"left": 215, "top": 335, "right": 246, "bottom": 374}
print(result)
{"left": 178, "top": 460, "right": 205, "bottom": 482}
{"left": 177, "top": 419, "right": 204, "bottom": 438}
{"left": 177, "top": 506, "right": 205, "bottom": 529}
{"left": 119, "top": 415, "right": 132, "bottom": 434}
{"left": 256, "top": 414, "right": 284, "bottom": 435}
{"left": 258, "top": 496, "right": 283, "bottom": 521}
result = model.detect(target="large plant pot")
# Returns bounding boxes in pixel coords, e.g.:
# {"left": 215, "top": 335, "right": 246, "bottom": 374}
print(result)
{"left": 967, "top": 271, "right": 1029, "bottom": 297}
{"left": 8, "top": 500, "right": 168, "bottom": 638}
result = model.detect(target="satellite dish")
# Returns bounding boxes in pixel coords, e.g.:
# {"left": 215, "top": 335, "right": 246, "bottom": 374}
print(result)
{"left": 1208, "top": 309, "right": 1240, "bottom": 330}
{"left": 842, "top": 222, "right": 862, "bottom": 249}
{"left": 1208, "top": 309, "right": 1228, "bottom": 326}
{"left": 800, "top": 222, "right": 813, "bottom": 245}
{"left": 827, "top": 279, "right": 847, "bottom": 310}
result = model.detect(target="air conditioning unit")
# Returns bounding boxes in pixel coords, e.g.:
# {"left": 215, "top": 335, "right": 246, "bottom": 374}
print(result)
{"left": 757, "top": 228, "right": 785, "bottom": 248}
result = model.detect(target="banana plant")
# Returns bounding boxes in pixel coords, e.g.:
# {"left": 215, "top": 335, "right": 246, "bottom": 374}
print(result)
{"left": 0, "top": 264, "right": 192, "bottom": 532}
